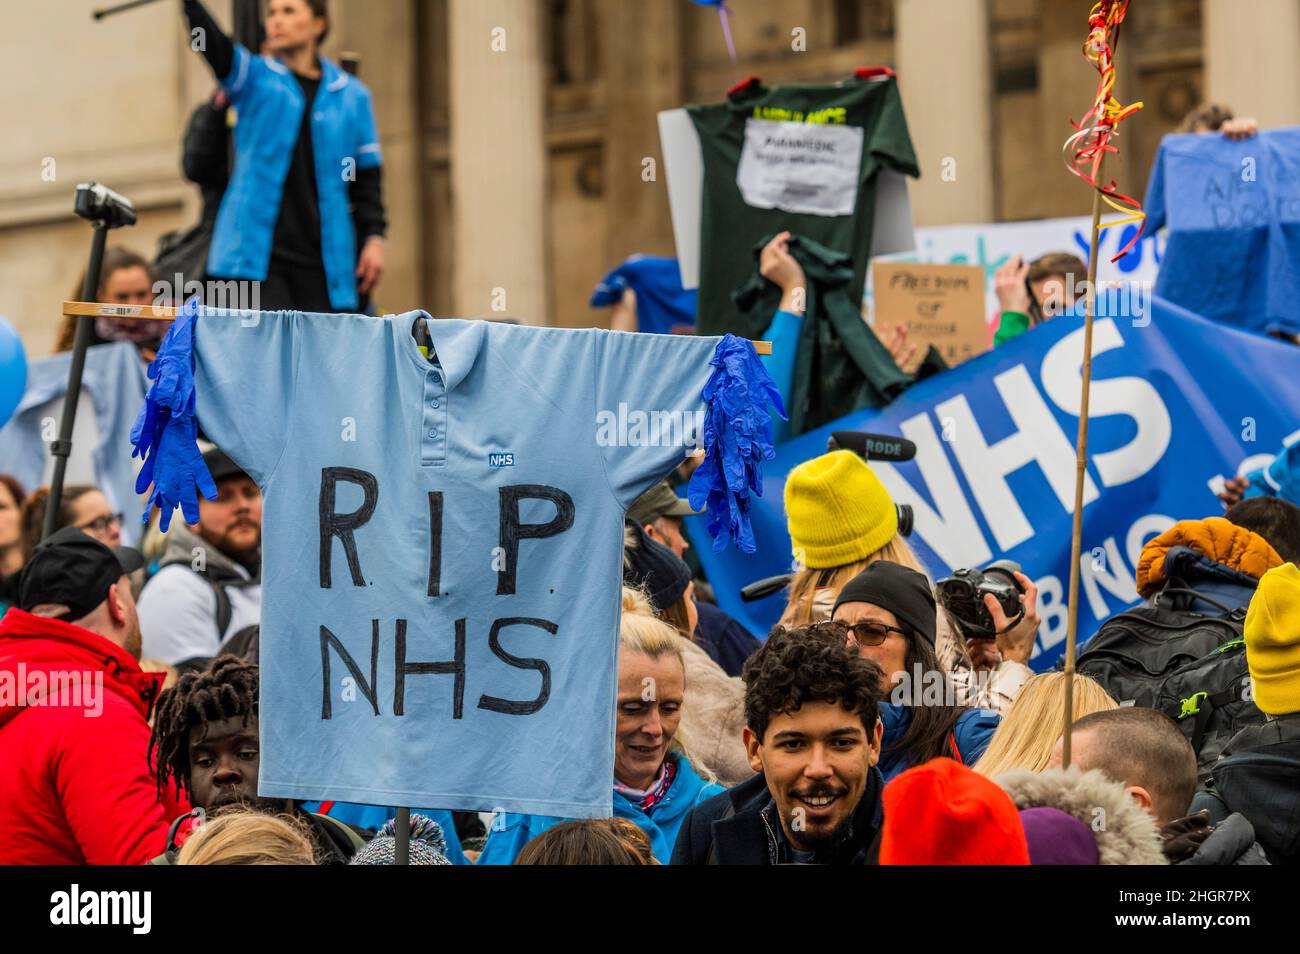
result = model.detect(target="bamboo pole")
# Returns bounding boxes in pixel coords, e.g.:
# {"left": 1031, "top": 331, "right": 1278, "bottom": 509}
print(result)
{"left": 1061, "top": 156, "right": 1106, "bottom": 770}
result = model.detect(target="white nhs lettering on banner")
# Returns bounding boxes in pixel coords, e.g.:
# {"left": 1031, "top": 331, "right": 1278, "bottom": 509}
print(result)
{"left": 736, "top": 119, "right": 864, "bottom": 217}
{"left": 867, "top": 319, "right": 1175, "bottom": 657}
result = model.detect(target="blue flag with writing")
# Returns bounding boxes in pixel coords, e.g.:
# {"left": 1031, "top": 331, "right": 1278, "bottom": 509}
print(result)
{"left": 1144, "top": 126, "right": 1300, "bottom": 337}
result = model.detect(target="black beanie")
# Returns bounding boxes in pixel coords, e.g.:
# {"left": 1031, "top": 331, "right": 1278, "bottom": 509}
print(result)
{"left": 832, "top": 561, "right": 936, "bottom": 646}
{"left": 623, "top": 521, "right": 692, "bottom": 611}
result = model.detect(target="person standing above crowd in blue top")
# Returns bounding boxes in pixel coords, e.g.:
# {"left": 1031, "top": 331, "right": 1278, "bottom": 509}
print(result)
{"left": 477, "top": 588, "right": 725, "bottom": 864}
{"left": 181, "top": 0, "right": 386, "bottom": 313}
{"left": 830, "top": 561, "right": 999, "bottom": 781}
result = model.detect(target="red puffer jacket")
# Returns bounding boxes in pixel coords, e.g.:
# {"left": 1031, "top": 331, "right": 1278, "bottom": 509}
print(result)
{"left": 0, "top": 608, "right": 190, "bottom": 864}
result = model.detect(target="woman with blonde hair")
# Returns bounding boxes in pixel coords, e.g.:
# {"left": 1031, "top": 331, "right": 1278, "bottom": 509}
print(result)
{"left": 620, "top": 585, "right": 751, "bottom": 787}
{"left": 622, "top": 524, "right": 753, "bottom": 785}
{"left": 477, "top": 588, "right": 726, "bottom": 865}
{"left": 782, "top": 449, "right": 1038, "bottom": 714}
{"left": 176, "top": 810, "right": 317, "bottom": 865}
{"left": 973, "top": 672, "right": 1117, "bottom": 777}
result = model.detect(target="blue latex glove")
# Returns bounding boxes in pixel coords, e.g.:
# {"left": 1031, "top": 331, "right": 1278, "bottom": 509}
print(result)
{"left": 689, "top": 335, "right": 785, "bottom": 553}
{"left": 135, "top": 401, "right": 217, "bottom": 531}
{"left": 130, "top": 300, "right": 218, "bottom": 530}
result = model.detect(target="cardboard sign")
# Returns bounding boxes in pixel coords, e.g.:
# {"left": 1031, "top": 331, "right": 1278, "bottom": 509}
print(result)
{"left": 871, "top": 262, "right": 987, "bottom": 371}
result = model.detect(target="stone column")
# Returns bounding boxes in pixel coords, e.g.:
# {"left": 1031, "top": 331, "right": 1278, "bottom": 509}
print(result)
{"left": 449, "top": 0, "right": 550, "bottom": 324}
{"left": 328, "top": 0, "right": 423, "bottom": 313}
{"left": 894, "top": 0, "right": 995, "bottom": 226}
{"left": 1204, "top": 0, "right": 1300, "bottom": 129}
{"left": 1036, "top": 0, "right": 1132, "bottom": 220}
{"left": 597, "top": 0, "right": 683, "bottom": 268}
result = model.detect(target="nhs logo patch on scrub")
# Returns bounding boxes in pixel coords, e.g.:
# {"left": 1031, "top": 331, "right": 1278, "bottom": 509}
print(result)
{"left": 488, "top": 452, "right": 515, "bottom": 467}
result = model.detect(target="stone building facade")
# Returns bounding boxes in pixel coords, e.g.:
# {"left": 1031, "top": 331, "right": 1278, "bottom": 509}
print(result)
{"left": 1, "top": 0, "right": 1295, "bottom": 353}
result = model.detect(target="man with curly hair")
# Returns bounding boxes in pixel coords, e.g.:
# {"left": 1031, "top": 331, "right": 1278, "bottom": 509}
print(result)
{"left": 671, "top": 621, "right": 886, "bottom": 864}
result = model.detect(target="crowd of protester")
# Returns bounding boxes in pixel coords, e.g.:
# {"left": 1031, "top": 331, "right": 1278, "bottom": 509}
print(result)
{"left": 1, "top": 0, "right": 1297, "bottom": 868}
{"left": 3, "top": 453, "right": 1297, "bottom": 865}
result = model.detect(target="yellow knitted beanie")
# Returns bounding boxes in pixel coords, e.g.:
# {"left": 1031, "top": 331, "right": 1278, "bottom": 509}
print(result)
{"left": 1245, "top": 562, "right": 1300, "bottom": 716}
{"left": 784, "top": 450, "right": 898, "bottom": 569}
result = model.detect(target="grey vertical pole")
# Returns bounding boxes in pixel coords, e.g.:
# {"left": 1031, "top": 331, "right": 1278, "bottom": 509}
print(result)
{"left": 394, "top": 806, "right": 411, "bottom": 864}
{"left": 43, "top": 224, "right": 109, "bottom": 541}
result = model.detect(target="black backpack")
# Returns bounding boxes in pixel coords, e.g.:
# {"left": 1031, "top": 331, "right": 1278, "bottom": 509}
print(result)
{"left": 1153, "top": 638, "right": 1266, "bottom": 787}
{"left": 1073, "top": 586, "right": 1247, "bottom": 709}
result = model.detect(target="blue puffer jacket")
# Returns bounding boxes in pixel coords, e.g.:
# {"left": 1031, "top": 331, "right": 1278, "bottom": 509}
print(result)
{"left": 877, "top": 702, "right": 999, "bottom": 782}
{"left": 211, "top": 43, "right": 382, "bottom": 311}
{"left": 477, "top": 755, "right": 724, "bottom": 865}
{"left": 1153, "top": 546, "right": 1261, "bottom": 615}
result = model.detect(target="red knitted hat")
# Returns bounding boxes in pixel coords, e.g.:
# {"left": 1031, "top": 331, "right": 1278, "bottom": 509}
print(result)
{"left": 880, "top": 757, "right": 1030, "bottom": 865}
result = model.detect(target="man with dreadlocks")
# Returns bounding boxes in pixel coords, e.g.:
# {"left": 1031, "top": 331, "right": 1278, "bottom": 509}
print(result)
{"left": 148, "top": 655, "right": 364, "bottom": 864}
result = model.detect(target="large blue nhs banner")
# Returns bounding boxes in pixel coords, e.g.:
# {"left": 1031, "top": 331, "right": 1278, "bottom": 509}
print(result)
{"left": 690, "top": 296, "right": 1300, "bottom": 668}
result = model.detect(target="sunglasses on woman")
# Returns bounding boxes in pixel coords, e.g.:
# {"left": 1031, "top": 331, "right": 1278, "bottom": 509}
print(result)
{"left": 845, "top": 620, "right": 910, "bottom": 647}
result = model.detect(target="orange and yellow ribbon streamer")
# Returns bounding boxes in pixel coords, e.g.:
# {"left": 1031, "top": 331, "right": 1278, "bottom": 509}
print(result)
{"left": 1063, "top": 0, "right": 1145, "bottom": 262}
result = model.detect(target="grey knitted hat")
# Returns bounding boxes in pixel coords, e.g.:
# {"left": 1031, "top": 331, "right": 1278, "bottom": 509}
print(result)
{"left": 349, "top": 814, "right": 452, "bottom": 865}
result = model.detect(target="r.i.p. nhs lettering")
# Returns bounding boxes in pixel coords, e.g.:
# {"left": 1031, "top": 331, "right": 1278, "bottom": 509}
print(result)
{"left": 315, "top": 467, "right": 574, "bottom": 721}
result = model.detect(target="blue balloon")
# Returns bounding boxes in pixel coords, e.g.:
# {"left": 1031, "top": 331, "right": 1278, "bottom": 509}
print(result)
{"left": 0, "top": 315, "right": 27, "bottom": 429}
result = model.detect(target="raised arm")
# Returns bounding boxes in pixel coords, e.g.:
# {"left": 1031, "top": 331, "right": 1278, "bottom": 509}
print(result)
{"left": 183, "top": 0, "right": 236, "bottom": 81}
{"left": 349, "top": 165, "right": 387, "bottom": 243}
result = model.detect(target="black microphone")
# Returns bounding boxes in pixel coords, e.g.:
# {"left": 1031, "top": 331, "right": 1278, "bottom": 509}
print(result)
{"left": 740, "top": 574, "right": 794, "bottom": 603}
{"left": 827, "top": 431, "right": 917, "bottom": 463}
{"left": 825, "top": 430, "right": 917, "bottom": 540}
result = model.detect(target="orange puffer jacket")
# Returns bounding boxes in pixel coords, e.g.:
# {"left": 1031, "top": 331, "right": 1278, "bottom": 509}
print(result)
{"left": 1135, "top": 517, "right": 1283, "bottom": 599}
